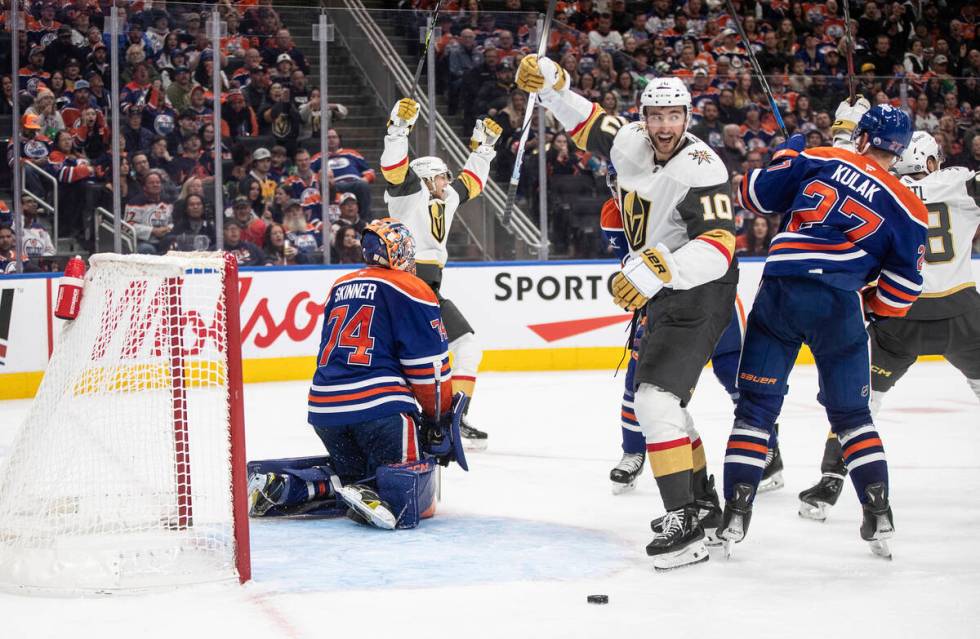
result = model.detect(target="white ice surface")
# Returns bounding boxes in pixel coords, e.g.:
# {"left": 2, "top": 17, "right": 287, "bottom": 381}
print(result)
{"left": 1, "top": 361, "right": 978, "bottom": 638}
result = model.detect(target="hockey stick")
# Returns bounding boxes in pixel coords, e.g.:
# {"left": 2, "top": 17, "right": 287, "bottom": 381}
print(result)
{"left": 841, "top": 0, "right": 857, "bottom": 105}
{"left": 722, "top": 0, "right": 787, "bottom": 138}
{"left": 502, "top": 0, "right": 557, "bottom": 228}
{"left": 410, "top": 0, "right": 444, "bottom": 102}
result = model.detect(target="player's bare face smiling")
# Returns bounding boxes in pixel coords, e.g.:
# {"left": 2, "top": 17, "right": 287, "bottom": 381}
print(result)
{"left": 645, "top": 106, "right": 687, "bottom": 158}
{"left": 429, "top": 174, "right": 450, "bottom": 200}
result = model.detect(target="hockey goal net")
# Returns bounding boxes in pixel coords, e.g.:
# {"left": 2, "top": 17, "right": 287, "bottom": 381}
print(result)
{"left": 0, "top": 252, "right": 250, "bottom": 594}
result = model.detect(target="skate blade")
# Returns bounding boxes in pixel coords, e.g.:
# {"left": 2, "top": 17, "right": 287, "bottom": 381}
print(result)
{"left": 719, "top": 527, "right": 744, "bottom": 559}
{"left": 652, "top": 541, "right": 709, "bottom": 571}
{"left": 339, "top": 487, "right": 397, "bottom": 530}
{"left": 757, "top": 472, "right": 785, "bottom": 493}
{"left": 868, "top": 539, "right": 892, "bottom": 560}
{"left": 610, "top": 480, "right": 638, "bottom": 495}
{"left": 798, "top": 501, "right": 831, "bottom": 522}
{"left": 703, "top": 528, "right": 722, "bottom": 547}
{"left": 462, "top": 438, "right": 488, "bottom": 452}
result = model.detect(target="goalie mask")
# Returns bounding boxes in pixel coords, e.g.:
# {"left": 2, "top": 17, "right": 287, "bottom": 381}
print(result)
{"left": 893, "top": 130, "right": 943, "bottom": 176}
{"left": 361, "top": 217, "right": 416, "bottom": 274}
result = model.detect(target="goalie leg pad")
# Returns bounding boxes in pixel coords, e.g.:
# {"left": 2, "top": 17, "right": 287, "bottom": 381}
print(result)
{"left": 247, "top": 457, "right": 338, "bottom": 516}
{"left": 377, "top": 458, "right": 439, "bottom": 529}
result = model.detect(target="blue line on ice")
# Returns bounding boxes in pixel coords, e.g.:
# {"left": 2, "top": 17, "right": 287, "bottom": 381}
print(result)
{"left": 250, "top": 514, "right": 629, "bottom": 591}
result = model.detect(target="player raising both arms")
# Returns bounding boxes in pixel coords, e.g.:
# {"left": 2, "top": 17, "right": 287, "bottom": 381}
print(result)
{"left": 798, "top": 131, "right": 980, "bottom": 521}
{"left": 379, "top": 98, "right": 501, "bottom": 451}
{"left": 518, "top": 56, "right": 739, "bottom": 570}
{"left": 718, "top": 106, "right": 927, "bottom": 560}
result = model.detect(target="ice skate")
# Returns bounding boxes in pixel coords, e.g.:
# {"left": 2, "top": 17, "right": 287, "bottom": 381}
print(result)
{"left": 651, "top": 475, "right": 722, "bottom": 545}
{"left": 459, "top": 415, "right": 488, "bottom": 451}
{"left": 247, "top": 472, "right": 291, "bottom": 517}
{"left": 717, "top": 483, "right": 754, "bottom": 559}
{"left": 338, "top": 484, "right": 397, "bottom": 530}
{"left": 758, "top": 440, "right": 785, "bottom": 493}
{"left": 798, "top": 474, "right": 846, "bottom": 521}
{"left": 860, "top": 482, "right": 894, "bottom": 560}
{"left": 646, "top": 506, "right": 709, "bottom": 571}
{"left": 609, "top": 452, "right": 644, "bottom": 494}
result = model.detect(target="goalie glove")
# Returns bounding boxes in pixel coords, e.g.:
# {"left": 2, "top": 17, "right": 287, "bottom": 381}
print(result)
{"left": 515, "top": 54, "right": 568, "bottom": 95}
{"left": 611, "top": 245, "right": 674, "bottom": 311}
{"left": 388, "top": 97, "right": 420, "bottom": 136}
{"left": 832, "top": 96, "right": 870, "bottom": 146}
{"left": 470, "top": 118, "right": 502, "bottom": 151}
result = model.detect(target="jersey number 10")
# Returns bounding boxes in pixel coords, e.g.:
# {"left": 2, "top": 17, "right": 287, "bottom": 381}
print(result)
{"left": 318, "top": 304, "right": 376, "bottom": 367}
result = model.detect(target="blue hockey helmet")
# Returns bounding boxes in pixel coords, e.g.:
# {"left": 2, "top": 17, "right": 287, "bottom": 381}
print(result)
{"left": 852, "top": 104, "right": 913, "bottom": 157}
{"left": 361, "top": 217, "right": 416, "bottom": 274}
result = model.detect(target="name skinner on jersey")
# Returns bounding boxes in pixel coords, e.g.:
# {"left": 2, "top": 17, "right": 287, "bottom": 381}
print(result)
{"left": 334, "top": 282, "right": 378, "bottom": 301}
{"left": 829, "top": 165, "right": 881, "bottom": 201}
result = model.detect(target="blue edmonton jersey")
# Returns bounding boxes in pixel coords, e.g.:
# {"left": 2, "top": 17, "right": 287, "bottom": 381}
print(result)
{"left": 739, "top": 146, "right": 929, "bottom": 317}
{"left": 308, "top": 266, "right": 452, "bottom": 427}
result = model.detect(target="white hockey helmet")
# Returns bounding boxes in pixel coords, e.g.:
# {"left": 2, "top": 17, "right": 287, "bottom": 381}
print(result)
{"left": 640, "top": 77, "right": 693, "bottom": 127}
{"left": 893, "top": 131, "right": 943, "bottom": 176}
{"left": 410, "top": 156, "right": 451, "bottom": 181}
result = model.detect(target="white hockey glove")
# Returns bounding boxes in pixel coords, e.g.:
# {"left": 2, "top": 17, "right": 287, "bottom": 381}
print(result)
{"left": 470, "top": 118, "right": 503, "bottom": 152}
{"left": 611, "top": 245, "right": 674, "bottom": 311}
{"left": 388, "top": 98, "right": 420, "bottom": 136}
{"left": 515, "top": 54, "right": 568, "bottom": 95}
{"left": 831, "top": 96, "right": 870, "bottom": 146}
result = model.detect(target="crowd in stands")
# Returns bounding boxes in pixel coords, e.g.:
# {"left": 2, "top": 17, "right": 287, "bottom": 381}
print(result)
{"left": 421, "top": 0, "right": 980, "bottom": 257}
{"left": 1, "top": 0, "right": 372, "bottom": 272}
{"left": 1, "top": 0, "right": 979, "bottom": 272}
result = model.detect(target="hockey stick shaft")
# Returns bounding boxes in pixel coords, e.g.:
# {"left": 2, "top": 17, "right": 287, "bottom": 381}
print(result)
{"left": 410, "top": 0, "right": 444, "bottom": 101}
{"left": 841, "top": 0, "right": 857, "bottom": 105}
{"left": 503, "top": 0, "right": 557, "bottom": 227}
{"left": 722, "top": 0, "right": 787, "bottom": 138}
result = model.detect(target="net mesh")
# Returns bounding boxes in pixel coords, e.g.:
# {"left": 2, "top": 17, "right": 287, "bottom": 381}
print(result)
{"left": 0, "top": 253, "right": 239, "bottom": 594}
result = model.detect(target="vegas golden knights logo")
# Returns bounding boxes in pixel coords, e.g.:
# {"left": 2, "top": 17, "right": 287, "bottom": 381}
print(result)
{"left": 429, "top": 202, "right": 446, "bottom": 242}
{"left": 621, "top": 191, "right": 651, "bottom": 251}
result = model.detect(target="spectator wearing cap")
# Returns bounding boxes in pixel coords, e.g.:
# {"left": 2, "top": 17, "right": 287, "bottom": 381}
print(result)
{"left": 186, "top": 85, "right": 214, "bottom": 128}
{"left": 223, "top": 220, "right": 266, "bottom": 267}
{"left": 18, "top": 46, "right": 51, "bottom": 92}
{"left": 333, "top": 192, "right": 367, "bottom": 238}
{"left": 239, "top": 147, "right": 278, "bottom": 210}
{"left": 273, "top": 54, "right": 296, "bottom": 85}
{"left": 125, "top": 170, "right": 175, "bottom": 254}
{"left": 319, "top": 129, "right": 375, "bottom": 217}
{"left": 45, "top": 25, "right": 86, "bottom": 72}
{"left": 122, "top": 105, "right": 155, "bottom": 155}
{"left": 243, "top": 64, "right": 271, "bottom": 114}
{"left": 62, "top": 57, "right": 85, "bottom": 92}
{"left": 226, "top": 195, "right": 268, "bottom": 248}
{"left": 59, "top": 80, "right": 96, "bottom": 130}
{"left": 85, "top": 44, "right": 110, "bottom": 85}
{"left": 262, "top": 29, "right": 308, "bottom": 74}
{"left": 222, "top": 91, "right": 259, "bottom": 140}
{"left": 25, "top": 88, "right": 64, "bottom": 139}
{"left": 166, "top": 134, "right": 208, "bottom": 185}
{"left": 474, "top": 58, "right": 516, "bottom": 123}
{"left": 166, "top": 66, "right": 194, "bottom": 113}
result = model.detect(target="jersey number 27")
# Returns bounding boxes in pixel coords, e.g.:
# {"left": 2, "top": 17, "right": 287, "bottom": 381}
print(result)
{"left": 318, "top": 304, "right": 376, "bottom": 367}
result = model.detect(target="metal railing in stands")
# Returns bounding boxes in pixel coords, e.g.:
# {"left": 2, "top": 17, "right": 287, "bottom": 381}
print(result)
{"left": 21, "top": 160, "right": 58, "bottom": 248}
{"left": 93, "top": 207, "right": 136, "bottom": 254}
{"left": 337, "top": 1, "right": 544, "bottom": 256}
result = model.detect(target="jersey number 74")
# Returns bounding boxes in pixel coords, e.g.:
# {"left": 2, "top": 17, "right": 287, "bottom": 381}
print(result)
{"left": 318, "top": 304, "right": 377, "bottom": 367}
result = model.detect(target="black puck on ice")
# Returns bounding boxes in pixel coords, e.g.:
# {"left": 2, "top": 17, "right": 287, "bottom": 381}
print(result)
{"left": 587, "top": 594, "right": 609, "bottom": 605}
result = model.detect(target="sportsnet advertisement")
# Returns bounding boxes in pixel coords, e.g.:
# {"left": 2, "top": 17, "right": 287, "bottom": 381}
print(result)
{"left": 1, "top": 259, "right": 978, "bottom": 399}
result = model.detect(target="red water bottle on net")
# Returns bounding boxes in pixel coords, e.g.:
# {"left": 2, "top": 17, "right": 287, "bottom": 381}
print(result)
{"left": 55, "top": 256, "right": 87, "bottom": 320}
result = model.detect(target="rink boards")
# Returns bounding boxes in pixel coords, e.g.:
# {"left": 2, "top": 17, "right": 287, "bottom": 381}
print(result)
{"left": 1, "top": 258, "right": 978, "bottom": 399}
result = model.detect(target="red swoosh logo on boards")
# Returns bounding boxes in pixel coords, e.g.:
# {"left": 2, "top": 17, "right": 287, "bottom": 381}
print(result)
{"left": 528, "top": 314, "right": 631, "bottom": 342}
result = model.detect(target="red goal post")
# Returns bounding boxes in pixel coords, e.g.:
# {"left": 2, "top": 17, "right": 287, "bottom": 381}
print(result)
{"left": 0, "top": 252, "right": 250, "bottom": 594}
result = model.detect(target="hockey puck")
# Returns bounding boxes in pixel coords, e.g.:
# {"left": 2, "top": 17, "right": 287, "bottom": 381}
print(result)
{"left": 587, "top": 594, "right": 609, "bottom": 605}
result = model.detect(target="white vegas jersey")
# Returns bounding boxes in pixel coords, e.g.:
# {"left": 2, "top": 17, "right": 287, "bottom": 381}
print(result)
{"left": 899, "top": 167, "right": 980, "bottom": 320}
{"left": 537, "top": 85, "right": 738, "bottom": 290}
{"left": 380, "top": 132, "right": 493, "bottom": 269}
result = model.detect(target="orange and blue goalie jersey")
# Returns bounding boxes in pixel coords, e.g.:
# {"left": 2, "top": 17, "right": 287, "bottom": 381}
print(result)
{"left": 738, "top": 146, "right": 929, "bottom": 317}
{"left": 308, "top": 266, "right": 452, "bottom": 427}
